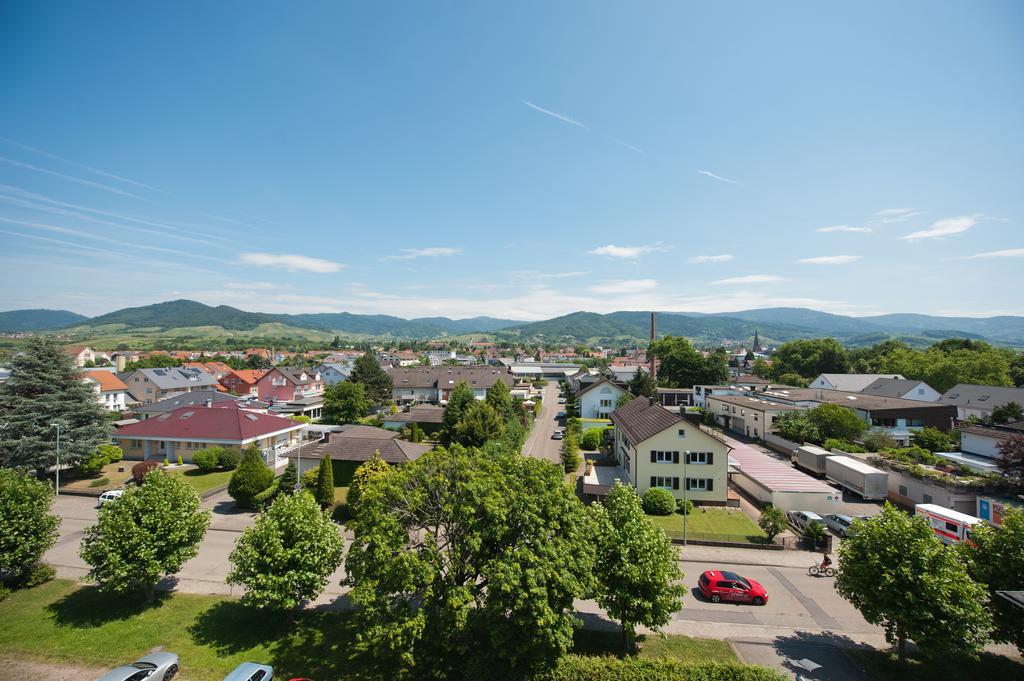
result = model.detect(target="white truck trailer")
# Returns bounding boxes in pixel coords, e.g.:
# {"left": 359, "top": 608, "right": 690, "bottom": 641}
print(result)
{"left": 794, "top": 445, "right": 835, "bottom": 476}
{"left": 825, "top": 455, "right": 887, "bottom": 500}
{"left": 916, "top": 503, "right": 983, "bottom": 545}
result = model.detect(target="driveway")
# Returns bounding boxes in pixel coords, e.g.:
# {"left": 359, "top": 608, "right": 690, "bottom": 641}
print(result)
{"left": 522, "top": 382, "right": 563, "bottom": 464}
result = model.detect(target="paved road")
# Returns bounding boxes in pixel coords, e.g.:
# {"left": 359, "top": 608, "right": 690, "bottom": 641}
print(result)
{"left": 522, "top": 382, "right": 562, "bottom": 464}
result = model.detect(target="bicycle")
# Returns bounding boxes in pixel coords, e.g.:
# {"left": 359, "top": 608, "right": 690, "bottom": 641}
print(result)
{"left": 808, "top": 564, "right": 836, "bottom": 577}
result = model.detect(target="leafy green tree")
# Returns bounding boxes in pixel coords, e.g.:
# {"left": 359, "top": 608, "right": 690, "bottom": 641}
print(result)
{"left": 560, "top": 431, "right": 581, "bottom": 473}
{"left": 807, "top": 403, "right": 867, "bottom": 442}
{"left": 996, "top": 434, "right": 1024, "bottom": 477}
{"left": 453, "top": 400, "right": 505, "bottom": 448}
{"left": 836, "top": 504, "right": 992, "bottom": 663}
{"left": 228, "top": 444, "right": 274, "bottom": 507}
{"left": 966, "top": 508, "right": 1024, "bottom": 653}
{"left": 589, "top": 483, "right": 685, "bottom": 652}
{"left": 772, "top": 411, "right": 820, "bottom": 443}
{"left": 770, "top": 338, "right": 849, "bottom": 379}
{"left": 485, "top": 379, "right": 513, "bottom": 417}
{"left": 751, "top": 358, "right": 772, "bottom": 378}
{"left": 346, "top": 453, "right": 390, "bottom": 517}
{"left": 0, "top": 468, "right": 60, "bottom": 582}
{"left": 910, "top": 427, "right": 956, "bottom": 453}
{"left": 1010, "top": 353, "right": 1024, "bottom": 388}
{"left": 990, "top": 401, "right": 1024, "bottom": 425}
{"left": 628, "top": 370, "right": 657, "bottom": 398}
{"left": 74, "top": 448, "right": 109, "bottom": 477}
{"left": 615, "top": 392, "right": 633, "bottom": 408}
{"left": 314, "top": 456, "right": 334, "bottom": 507}
{"left": 776, "top": 372, "right": 808, "bottom": 388}
{"left": 0, "top": 337, "right": 111, "bottom": 471}
{"left": 440, "top": 381, "right": 475, "bottom": 445}
{"left": 278, "top": 460, "right": 298, "bottom": 494}
{"left": 344, "top": 445, "right": 594, "bottom": 678}
{"left": 322, "top": 381, "right": 371, "bottom": 424}
{"left": 649, "top": 336, "right": 728, "bottom": 388}
{"left": 349, "top": 353, "right": 393, "bottom": 406}
{"left": 80, "top": 470, "right": 210, "bottom": 602}
{"left": 758, "top": 506, "right": 787, "bottom": 542}
{"left": 861, "top": 431, "right": 897, "bottom": 452}
{"left": 227, "top": 491, "right": 344, "bottom": 623}
{"left": 580, "top": 429, "right": 602, "bottom": 451}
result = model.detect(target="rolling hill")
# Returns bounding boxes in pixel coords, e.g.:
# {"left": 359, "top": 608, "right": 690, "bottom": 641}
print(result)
{"left": 0, "top": 309, "right": 89, "bottom": 332}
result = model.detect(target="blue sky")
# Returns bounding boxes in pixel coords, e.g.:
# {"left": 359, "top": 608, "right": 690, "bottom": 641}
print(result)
{"left": 1, "top": 1, "right": 1022, "bottom": 320}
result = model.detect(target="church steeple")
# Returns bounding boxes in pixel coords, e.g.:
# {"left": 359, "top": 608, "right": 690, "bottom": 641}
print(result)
{"left": 752, "top": 329, "right": 763, "bottom": 353}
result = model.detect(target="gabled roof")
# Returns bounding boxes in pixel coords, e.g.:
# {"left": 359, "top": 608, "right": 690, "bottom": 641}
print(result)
{"left": 114, "top": 405, "right": 304, "bottom": 441}
{"left": 310, "top": 425, "right": 431, "bottom": 463}
{"left": 81, "top": 370, "right": 127, "bottom": 392}
{"left": 813, "top": 373, "right": 905, "bottom": 392}
{"left": 610, "top": 397, "right": 684, "bottom": 445}
{"left": 578, "top": 377, "right": 627, "bottom": 398}
{"left": 222, "top": 369, "right": 267, "bottom": 385}
{"left": 959, "top": 420, "right": 1024, "bottom": 441}
{"left": 941, "top": 384, "right": 1024, "bottom": 410}
{"left": 388, "top": 366, "right": 514, "bottom": 390}
{"left": 130, "top": 367, "right": 221, "bottom": 390}
{"left": 135, "top": 389, "right": 240, "bottom": 414}
{"left": 266, "top": 367, "right": 321, "bottom": 385}
{"left": 861, "top": 377, "right": 931, "bottom": 398}
{"left": 383, "top": 404, "right": 446, "bottom": 424}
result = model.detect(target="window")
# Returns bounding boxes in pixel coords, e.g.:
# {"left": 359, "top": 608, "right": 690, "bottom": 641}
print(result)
{"left": 599, "top": 399, "right": 612, "bottom": 407}
{"left": 720, "top": 404, "right": 728, "bottom": 412}
{"left": 650, "top": 450, "right": 679, "bottom": 464}
{"left": 944, "top": 521, "right": 959, "bottom": 534}
{"left": 923, "top": 494, "right": 933, "bottom": 504}
{"left": 898, "top": 485, "right": 908, "bottom": 496}
{"left": 753, "top": 414, "right": 759, "bottom": 421}
{"left": 741, "top": 409, "right": 745, "bottom": 416}
{"left": 650, "top": 476, "right": 678, "bottom": 489}
{"left": 906, "top": 418, "right": 924, "bottom": 427}
{"left": 918, "top": 388, "right": 925, "bottom": 395}
{"left": 872, "top": 417, "right": 896, "bottom": 427}
{"left": 678, "top": 429, "right": 686, "bottom": 437}
{"left": 685, "top": 477, "right": 714, "bottom": 491}
{"left": 686, "top": 451, "right": 714, "bottom": 465}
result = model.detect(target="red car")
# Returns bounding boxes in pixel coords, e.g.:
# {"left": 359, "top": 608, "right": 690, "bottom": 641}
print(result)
{"left": 698, "top": 570, "right": 768, "bottom": 605}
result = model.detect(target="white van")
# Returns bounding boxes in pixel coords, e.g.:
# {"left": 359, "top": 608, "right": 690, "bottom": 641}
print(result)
{"left": 96, "top": 489, "right": 125, "bottom": 508}
{"left": 786, "top": 510, "right": 824, "bottom": 533}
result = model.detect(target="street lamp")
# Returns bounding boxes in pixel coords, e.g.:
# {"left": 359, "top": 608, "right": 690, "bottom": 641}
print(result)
{"left": 50, "top": 422, "right": 62, "bottom": 496}
{"left": 682, "top": 450, "right": 688, "bottom": 546}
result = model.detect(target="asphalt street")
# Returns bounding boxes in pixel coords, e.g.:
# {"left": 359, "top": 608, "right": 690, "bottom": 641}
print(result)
{"left": 521, "top": 381, "right": 562, "bottom": 463}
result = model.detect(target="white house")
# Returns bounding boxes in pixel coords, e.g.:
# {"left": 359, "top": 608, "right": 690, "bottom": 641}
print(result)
{"left": 959, "top": 421, "right": 1024, "bottom": 460}
{"left": 81, "top": 369, "right": 130, "bottom": 412}
{"left": 577, "top": 378, "right": 627, "bottom": 419}
{"left": 809, "top": 373, "right": 905, "bottom": 392}
{"left": 940, "top": 384, "right": 1024, "bottom": 421}
{"left": 859, "top": 377, "right": 941, "bottom": 403}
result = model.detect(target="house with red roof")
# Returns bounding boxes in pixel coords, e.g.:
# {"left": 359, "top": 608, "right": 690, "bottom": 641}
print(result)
{"left": 220, "top": 369, "right": 268, "bottom": 397}
{"left": 112, "top": 404, "right": 307, "bottom": 463}
{"left": 81, "top": 369, "right": 132, "bottom": 411}
{"left": 255, "top": 367, "right": 324, "bottom": 403}
{"left": 64, "top": 345, "right": 96, "bottom": 367}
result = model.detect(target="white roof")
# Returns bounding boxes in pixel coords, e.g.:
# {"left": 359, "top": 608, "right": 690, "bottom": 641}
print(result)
{"left": 826, "top": 456, "right": 885, "bottom": 475}
{"left": 814, "top": 373, "right": 905, "bottom": 392}
{"left": 915, "top": 503, "right": 983, "bottom": 525}
{"left": 727, "top": 440, "right": 836, "bottom": 494}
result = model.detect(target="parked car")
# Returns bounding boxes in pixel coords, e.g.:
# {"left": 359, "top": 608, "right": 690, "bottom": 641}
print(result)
{"left": 557, "top": 397, "right": 566, "bottom": 404}
{"left": 222, "top": 662, "right": 273, "bottom": 681}
{"left": 823, "top": 513, "right": 854, "bottom": 537}
{"left": 555, "top": 411, "right": 566, "bottom": 420}
{"left": 551, "top": 429, "right": 564, "bottom": 440}
{"left": 98, "top": 652, "right": 179, "bottom": 681}
{"left": 96, "top": 489, "right": 125, "bottom": 508}
{"left": 786, "top": 510, "right": 824, "bottom": 533}
{"left": 698, "top": 570, "right": 768, "bottom": 605}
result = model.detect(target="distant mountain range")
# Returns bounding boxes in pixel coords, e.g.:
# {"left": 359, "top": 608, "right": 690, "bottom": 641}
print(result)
{"left": 2, "top": 299, "right": 1024, "bottom": 347}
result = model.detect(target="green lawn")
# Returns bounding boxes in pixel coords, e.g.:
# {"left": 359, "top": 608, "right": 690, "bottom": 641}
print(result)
{"left": 0, "top": 581, "right": 741, "bottom": 680}
{"left": 171, "top": 468, "right": 233, "bottom": 493}
{"left": 647, "top": 508, "right": 767, "bottom": 544}
{"left": 851, "top": 649, "right": 1024, "bottom": 681}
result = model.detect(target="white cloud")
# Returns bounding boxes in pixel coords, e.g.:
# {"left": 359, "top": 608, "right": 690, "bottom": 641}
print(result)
{"left": 610, "top": 138, "right": 646, "bottom": 155}
{"left": 587, "top": 279, "right": 658, "bottom": 294}
{"left": 899, "top": 215, "right": 980, "bottom": 241}
{"left": 0, "top": 137, "right": 167, "bottom": 194}
{"left": 688, "top": 254, "right": 734, "bottom": 264}
{"left": 225, "top": 281, "right": 277, "bottom": 290}
{"left": 0, "top": 155, "right": 143, "bottom": 199}
{"left": 797, "top": 255, "right": 862, "bottom": 265}
{"left": 238, "top": 253, "right": 345, "bottom": 273}
{"left": 817, "top": 225, "right": 873, "bottom": 234}
{"left": 522, "top": 100, "right": 589, "bottom": 129}
{"left": 589, "top": 243, "right": 670, "bottom": 259}
{"left": 385, "top": 247, "right": 462, "bottom": 260}
{"left": 697, "top": 169, "right": 744, "bottom": 186}
{"left": 711, "top": 274, "right": 785, "bottom": 285}
{"left": 873, "top": 208, "right": 926, "bottom": 224}
{"left": 964, "top": 248, "right": 1024, "bottom": 259}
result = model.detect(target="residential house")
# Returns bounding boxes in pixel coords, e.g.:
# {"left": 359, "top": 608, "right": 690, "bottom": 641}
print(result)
{"left": 567, "top": 368, "right": 602, "bottom": 395}
{"left": 121, "top": 367, "right": 222, "bottom": 405}
{"left": 293, "top": 424, "right": 432, "bottom": 477}
{"left": 64, "top": 345, "right": 96, "bottom": 367}
{"left": 182, "top": 361, "right": 233, "bottom": 379}
{"left": 959, "top": 420, "right": 1024, "bottom": 460}
{"left": 381, "top": 350, "right": 421, "bottom": 367}
{"left": 133, "top": 390, "right": 251, "bottom": 419}
{"left": 939, "top": 384, "right": 1024, "bottom": 421}
{"left": 705, "top": 393, "right": 803, "bottom": 439}
{"left": 113, "top": 404, "right": 307, "bottom": 464}
{"left": 808, "top": 373, "right": 905, "bottom": 392}
{"left": 656, "top": 387, "right": 693, "bottom": 411}
{"left": 381, "top": 404, "right": 445, "bottom": 434}
{"left": 219, "top": 369, "right": 268, "bottom": 397}
{"left": 314, "top": 362, "right": 351, "bottom": 385}
{"left": 692, "top": 384, "right": 736, "bottom": 409}
{"left": 607, "top": 365, "right": 646, "bottom": 385}
{"left": 588, "top": 397, "right": 730, "bottom": 505}
{"left": 859, "top": 377, "right": 941, "bottom": 403}
{"left": 255, "top": 367, "right": 325, "bottom": 403}
{"left": 577, "top": 378, "right": 628, "bottom": 419}
{"left": 81, "top": 369, "right": 131, "bottom": 412}
{"left": 389, "top": 366, "right": 515, "bottom": 404}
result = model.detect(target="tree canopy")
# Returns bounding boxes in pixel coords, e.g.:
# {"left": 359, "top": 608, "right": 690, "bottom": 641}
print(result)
{"left": 847, "top": 338, "right": 1016, "bottom": 393}
{"left": 344, "top": 444, "right": 595, "bottom": 679}
{"left": 0, "top": 337, "right": 111, "bottom": 471}
{"left": 322, "top": 381, "right": 371, "bottom": 424}
{"left": 440, "top": 381, "right": 475, "bottom": 445}
{"left": 966, "top": 508, "right": 1024, "bottom": 654}
{"left": 769, "top": 338, "right": 849, "bottom": 379}
{"left": 0, "top": 468, "right": 60, "bottom": 581}
{"left": 807, "top": 403, "right": 867, "bottom": 442}
{"left": 452, "top": 400, "right": 505, "bottom": 448}
{"left": 349, "top": 353, "right": 393, "bottom": 405}
{"left": 649, "top": 336, "right": 728, "bottom": 389}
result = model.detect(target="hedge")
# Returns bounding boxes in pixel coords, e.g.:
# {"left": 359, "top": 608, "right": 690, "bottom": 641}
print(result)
{"left": 537, "top": 658, "right": 787, "bottom": 681}
{"left": 642, "top": 488, "right": 676, "bottom": 516}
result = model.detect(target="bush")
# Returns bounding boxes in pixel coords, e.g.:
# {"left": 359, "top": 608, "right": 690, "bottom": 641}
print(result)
{"left": 131, "top": 461, "right": 159, "bottom": 485}
{"left": 804, "top": 522, "right": 827, "bottom": 548}
{"left": 74, "top": 449, "right": 108, "bottom": 477}
{"left": 14, "top": 562, "right": 55, "bottom": 588}
{"left": 862, "top": 431, "right": 897, "bottom": 452}
{"left": 642, "top": 488, "right": 676, "bottom": 516}
{"left": 98, "top": 444, "right": 122, "bottom": 464}
{"left": 581, "top": 429, "right": 602, "bottom": 451}
{"left": 217, "top": 448, "right": 241, "bottom": 469}
{"left": 302, "top": 468, "right": 318, "bottom": 488}
{"left": 251, "top": 479, "right": 280, "bottom": 508}
{"left": 88, "top": 477, "right": 110, "bottom": 488}
{"left": 176, "top": 454, "right": 183, "bottom": 466}
{"left": 822, "top": 438, "right": 866, "bottom": 453}
{"left": 314, "top": 456, "right": 334, "bottom": 507}
{"left": 882, "top": 445, "right": 935, "bottom": 465}
{"left": 911, "top": 426, "right": 956, "bottom": 453}
{"left": 676, "top": 498, "right": 694, "bottom": 516}
{"left": 192, "top": 449, "right": 220, "bottom": 471}
{"left": 228, "top": 445, "right": 274, "bottom": 508}
{"left": 539, "top": 657, "right": 787, "bottom": 680}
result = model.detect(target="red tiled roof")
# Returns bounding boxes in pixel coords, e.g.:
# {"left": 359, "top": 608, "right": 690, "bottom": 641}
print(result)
{"left": 113, "top": 405, "right": 304, "bottom": 441}
{"left": 81, "top": 370, "right": 127, "bottom": 392}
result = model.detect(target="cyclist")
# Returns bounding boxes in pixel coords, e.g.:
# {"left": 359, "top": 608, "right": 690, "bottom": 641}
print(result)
{"left": 820, "top": 552, "right": 833, "bottom": 572}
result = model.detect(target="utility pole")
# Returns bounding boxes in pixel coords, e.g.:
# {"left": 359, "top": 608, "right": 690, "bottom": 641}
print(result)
{"left": 50, "top": 422, "right": 61, "bottom": 496}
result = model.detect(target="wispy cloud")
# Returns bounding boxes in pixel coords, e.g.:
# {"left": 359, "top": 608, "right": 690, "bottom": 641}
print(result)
{"left": 522, "top": 100, "right": 588, "bottom": 129}
{"left": 0, "top": 156, "right": 143, "bottom": 199}
{"left": 797, "top": 255, "right": 862, "bottom": 265}
{"left": 238, "top": 253, "right": 345, "bottom": 273}
{"left": 610, "top": 138, "right": 646, "bottom": 155}
{"left": 531, "top": 271, "right": 589, "bottom": 279}
{"left": 817, "top": 225, "right": 873, "bottom": 234}
{"left": 385, "top": 247, "right": 462, "bottom": 260}
{"left": 225, "top": 281, "right": 277, "bottom": 290}
{"left": 899, "top": 215, "right": 980, "bottom": 241}
{"left": 711, "top": 274, "right": 785, "bottom": 285}
{"left": 689, "top": 254, "right": 734, "bottom": 264}
{"left": 589, "top": 243, "right": 671, "bottom": 259}
{"left": 697, "top": 169, "right": 744, "bottom": 187}
{"left": 964, "top": 248, "right": 1024, "bottom": 260}
{"left": 0, "top": 216, "right": 219, "bottom": 260}
{"left": 874, "top": 208, "right": 925, "bottom": 223}
{"left": 0, "top": 137, "right": 167, "bottom": 194}
{"left": 587, "top": 279, "right": 658, "bottom": 294}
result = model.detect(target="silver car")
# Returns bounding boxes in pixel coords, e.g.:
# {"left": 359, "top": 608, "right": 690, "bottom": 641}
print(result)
{"left": 222, "top": 662, "right": 273, "bottom": 681}
{"left": 823, "top": 513, "right": 854, "bottom": 537}
{"left": 97, "top": 652, "right": 179, "bottom": 681}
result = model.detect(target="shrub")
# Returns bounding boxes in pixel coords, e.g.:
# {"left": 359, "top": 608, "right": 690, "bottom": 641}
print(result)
{"left": 758, "top": 506, "right": 787, "bottom": 542}
{"left": 98, "top": 444, "right": 122, "bottom": 464}
{"left": 131, "top": 461, "right": 159, "bottom": 485}
{"left": 804, "top": 522, "right": 827, "bottom": 548}
{"left": 75, "top": 449, "right": 108, "bottom": 477}
{"left": 89, "top": 477, "right": 110, "bottom": 488}
{"left": 580, "top": 429, "right": 602, "bottom": 451}
{"left": 911, "top": 426, "right": 956, "bottom": 453}
{"left": 217, "top": 448, "right": 241, "bottom": 469}
{"left": 176, "top": 454, "right": 183, "bottom": 466}
{"left": 822, "top": 438, "right": 866, "bottom": 453}
{"left": 192, "top": 449, "right": 220, "bottom": 471}
{"left": 642, "top": 488, "right": 676, "bottom": 516}
{"left": 252, "top": 479, "right": 280, "bottom": 508}
{"left": 228, "top": 445, "right": 274, "bottom": 508}
{"left": 862, "top": 431, "right": 898, "bottom": 452}
{"left": 14, "top": 562, "right": 55, "bottom": 588}
{"left": 314, "top": 456, "right": 334, "bottom": 507}
{"left": 676, "top": 498, "right": 694, "bottom": 516}
{"left": 0, "top": 585, "right": 10, "bottom": 602}
{"left": 539, "top": 657, "right": 787, "bottom": 680}
{"left": 302, "top": 468, "right": 318, "bottom": 488}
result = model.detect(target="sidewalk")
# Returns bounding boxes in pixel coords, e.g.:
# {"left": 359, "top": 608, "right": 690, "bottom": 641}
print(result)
{"left": 679, "top": 544, "right": 826, "bottom": 569}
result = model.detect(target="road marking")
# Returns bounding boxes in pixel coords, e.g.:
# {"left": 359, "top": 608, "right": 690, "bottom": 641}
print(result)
{"left": 767, "top": 567, "right": 841, "bottom": 630}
